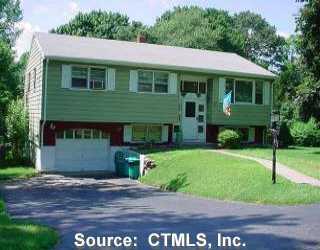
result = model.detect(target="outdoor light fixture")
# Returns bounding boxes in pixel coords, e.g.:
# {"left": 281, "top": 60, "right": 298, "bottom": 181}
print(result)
{"left": 270, "top": 109, "right": 280, "bottom": 184}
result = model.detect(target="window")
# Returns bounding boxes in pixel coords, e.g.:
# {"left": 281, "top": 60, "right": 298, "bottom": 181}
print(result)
{"left": 90, "top": 68, "right": 105, "bottom": 90}
{"left": 132, "top": 124, "right": 162, "bottom": 142}
{"left": 65, "top": 130, "right": 74, "bottom": 139}
{"left": 199, "top": 82, "right": 206, "bottom": 94}
{"left": 72, "top": 67, "right": 88, "bottom": 88}
{"left": 235, "top": 80, "right": 253, "bottom": 103}
{"left": 148, "top": 125, "right": 162, "bottom": 142}
{"left": 33, "top": 68, "right": 37, "bottom": 89}
{"left": 185, "top": 102, "right": 196, "bottom": 117}
{"left": 198, "top": 115, "right": 204, "bottom": 123}
{"left": 154, "top": 72, "right": 169, "bottom": 93}
{"left": 56, "top": 129, "right": 107, "bottom": 139}
{"left": 138, "top": 71, "right": 153, "bottom": 92}
{"left": 138, "top": 70, "right": 169, "bottom": 93}
{"left": 74, "top": 129, "right": 83, "bottom": 139}
{"left": 183, "top": 81, "right": 198, "bottom": 93}
{"left": 255, "top": 81, "right": 263, "bottom": 104}
{"left": 83, "top": 129, "right": 92, "bottom": 139}
{"left": 198, "top": 125, "right": 204, "bottom": 133}
{"left": 132, "top": 125, "right": 147, "bottom": 141}
{"left": 181, "top": 81, "right": 207, "bottom": 94}
{"left": 198, "top": 104, "right": 204, "bottom": 112}
{"left": 226, "top": 78, "right": 234, "bottom": 103}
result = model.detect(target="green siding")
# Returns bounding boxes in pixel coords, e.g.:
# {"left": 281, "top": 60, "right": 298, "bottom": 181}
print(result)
{"left": 207, "top": 77, "right": 271, "bottom": 126}
{"left": 46, "top": 61, "right": 179, "bottom": 123}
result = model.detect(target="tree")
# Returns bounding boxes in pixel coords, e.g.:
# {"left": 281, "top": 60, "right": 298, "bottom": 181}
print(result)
{"left": 294, "top": 0, "right": 320, "bottom": 121}
{"left": 149, "top": 7, "right": 244, "bottom": 54}
{"left": 233, "top": 11, "right": 286, "bottom": 70}
{"left": 5, "top": 99, "right": 28, "bottom": 161}
{"left": 51, "top": 10, "right": 146, "bottom": 41}
{"left": 0, "top": 0, "right": 23, "bottom": 45}
{"left": 296, "top": 0, "right": 320, "bottom": 80}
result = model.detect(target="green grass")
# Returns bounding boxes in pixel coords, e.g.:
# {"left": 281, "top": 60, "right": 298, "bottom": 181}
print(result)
{"left": 0, "top": 166, "right": 59, "bottom": 250}
{"left": 226, "top": 146, "right": 320, "bottom": 180}
{"left": 140, "top": 148, "right": 320, "bottom": 205}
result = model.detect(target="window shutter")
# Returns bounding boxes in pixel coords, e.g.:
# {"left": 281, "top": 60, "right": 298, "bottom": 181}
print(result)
{"left": 61, "top": 65, "right": 71, "bottom": 88}
{"left": 161, "top": 125, "right": 169, "bottom": 142}
{"left": 129, "top": 70, "right": 138, "bottom": 92}
{"left": 107, "top": 68, "right": 116, "bottom": 90}
{"left": 123, "top": 125, "right": 132, "bottom": 143}
{"left": 263, "top": 82, "right": 270, "bottom": 105}
{"left": 218, "top": 78, "right": 226, "bottom": 103}
{"left": 169, "top": 73, "right": 177, "bottom": 94}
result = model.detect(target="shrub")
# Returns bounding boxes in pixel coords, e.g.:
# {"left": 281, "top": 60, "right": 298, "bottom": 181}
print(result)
{"left": 218, "top": 129, "right": 241, "bottom": 149}
{"left": 278, "top": 121, "right": 293, "bottom": 148}
{"left": 290, "top": 118, "right": 320, "bottom": 146}
{"left": 4, "top": 99, "right": 29, "bottom": 161}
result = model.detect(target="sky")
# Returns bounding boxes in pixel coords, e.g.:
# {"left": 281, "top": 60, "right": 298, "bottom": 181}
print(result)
{"left": 15, "top": 0, "right": 303, "bottom": 58}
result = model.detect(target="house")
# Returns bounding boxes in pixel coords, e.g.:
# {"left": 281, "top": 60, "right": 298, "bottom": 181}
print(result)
{"left": 25, "top": 32, "right": 276, "bottom": 172}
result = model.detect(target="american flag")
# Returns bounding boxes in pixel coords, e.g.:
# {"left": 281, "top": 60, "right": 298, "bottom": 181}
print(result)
{"left": 223, "top": 91, "right": 232, "bottom": 116}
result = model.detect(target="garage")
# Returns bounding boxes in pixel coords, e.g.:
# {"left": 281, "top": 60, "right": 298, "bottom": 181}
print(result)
{"left": 55, "top": 129, "right": 111, "bottom": 172}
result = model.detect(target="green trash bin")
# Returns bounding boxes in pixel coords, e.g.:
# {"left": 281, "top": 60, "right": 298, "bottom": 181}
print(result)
{"left": 115, "top": 151, "right": 130, "bottom": 177}
{"left": 126, "top": 157, "right": 140, "bottom": 180}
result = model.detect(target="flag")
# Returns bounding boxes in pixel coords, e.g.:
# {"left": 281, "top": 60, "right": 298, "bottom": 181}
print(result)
{"left": 223, "top": 91, "right": 232, "bottom": 116}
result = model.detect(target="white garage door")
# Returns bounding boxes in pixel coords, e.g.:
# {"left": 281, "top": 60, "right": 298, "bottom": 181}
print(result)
{"left": 55, "top": 129, "right": 111, "bottom": 172}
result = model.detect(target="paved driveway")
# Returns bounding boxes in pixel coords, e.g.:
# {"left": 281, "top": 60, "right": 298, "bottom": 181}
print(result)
{"left": 1, "top": 175, "right": 320, "bottom": 250}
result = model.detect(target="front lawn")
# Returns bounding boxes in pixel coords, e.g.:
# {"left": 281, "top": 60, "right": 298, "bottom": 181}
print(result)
{"left": 226, "top": 147, "right": 320, "bottom": 180}
{"left": 140, "top": 149, "right": 320, "bottom": 205}
{"left": 0, "top": 166, "right": 58, "bottom": 250}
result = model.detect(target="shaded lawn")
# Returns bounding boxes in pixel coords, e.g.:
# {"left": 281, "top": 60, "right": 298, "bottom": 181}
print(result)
{"left": 140, "top": 149, "right": 320, "bottom": 205}
{"left": 0, "top": 166, "right": 58, "bottom": 250}
{"left": 226, "top": 147, "right": 320, "bottom": 180}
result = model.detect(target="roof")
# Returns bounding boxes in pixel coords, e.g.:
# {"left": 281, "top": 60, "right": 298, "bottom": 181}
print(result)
{"left": 34, "top": 32, "right": 276, "bottom": 79}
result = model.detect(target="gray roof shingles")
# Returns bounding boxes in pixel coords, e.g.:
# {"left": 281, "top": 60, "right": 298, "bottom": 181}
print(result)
{"left": 35, "top": 32, "right": 276, "bottom": 79}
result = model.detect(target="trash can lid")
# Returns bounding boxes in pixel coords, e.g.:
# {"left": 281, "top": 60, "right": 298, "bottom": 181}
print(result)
{"left": 125, "top": 157, "right": 140, "bottom": 163}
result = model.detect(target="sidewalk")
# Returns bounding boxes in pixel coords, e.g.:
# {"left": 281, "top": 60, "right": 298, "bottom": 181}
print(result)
{"left": 214, "top": 150, "right": 320, "bottom": 187}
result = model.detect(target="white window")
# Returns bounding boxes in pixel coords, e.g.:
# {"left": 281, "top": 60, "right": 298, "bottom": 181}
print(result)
{"left": 137, "top": 70, "right": 169, "bottom": 93}
{"left": 90, "top": 68, "right": 106, "bottom": 90}
{"left": 71, "top": 67, "right": 88, "bottom": 89}
{"left": 71, "top": 66, "right": 107, "bottom": 90}
{"left": 225, "top": 79, "right": 262, "bottom": 105}
{"left": 132, "top": 124, "right": 162, "bottom": 142}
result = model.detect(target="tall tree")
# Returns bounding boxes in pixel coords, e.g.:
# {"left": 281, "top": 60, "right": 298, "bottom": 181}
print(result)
{"left": 295, "top": 0, "right": 320, "bottom": 121}
{"left": 233, "top": 11, "right": 286, "bottom": 70}
{"left": 51, "top": 10, "right": 146, "bottom": 41}
{"left": 149, "top": 6, "right": 244, "bottom": 54}
{"left": 0, "top": 0, "right": 22, "bottom": 45}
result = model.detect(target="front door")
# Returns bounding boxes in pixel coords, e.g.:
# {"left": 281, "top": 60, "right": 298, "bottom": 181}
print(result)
{"left": 182, "top": 93, "right": 206, "bottom": 142}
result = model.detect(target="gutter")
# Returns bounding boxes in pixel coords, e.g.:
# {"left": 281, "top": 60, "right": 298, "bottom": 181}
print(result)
{"left": 41, "top": 58, "right": 49, "bottom": 147}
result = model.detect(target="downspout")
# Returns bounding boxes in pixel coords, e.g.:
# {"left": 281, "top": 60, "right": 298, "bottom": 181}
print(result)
{"left": 41, "top": 58, "right": 49, "bottom": 147}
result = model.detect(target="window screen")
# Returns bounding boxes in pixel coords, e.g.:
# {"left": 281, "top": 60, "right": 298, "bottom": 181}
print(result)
{"left": 226, "top": 78, "right": 234, "bottom": 103}
{"left": 235, "top": 80, "right": 253, "bottom": 103}
{"left": 138, "top": 71, "right": 153, "bottom": 92}
{"left": 72, "top": 67, "right": 88, "bottom": 88}
{"left": 90, "top": 68, "right": 105, "bottom": 90}
{"left": 148, "top": 125, "right": 162, "bottom": 142}
{"left": 154, "top": 72, "right": 169, "bottom": 93}
{"left": 255, "top": 81, "right": 263, "bottom": 104}
{"left": 132, "top": 125, "right": 147, "bottom": 141}
{"left": 185, "top": 102, "right": 196, "bottom": 117}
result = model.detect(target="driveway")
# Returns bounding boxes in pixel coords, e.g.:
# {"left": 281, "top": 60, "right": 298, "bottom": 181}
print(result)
{"left": 1, "top": 175, "right": 320, "bottom": 250}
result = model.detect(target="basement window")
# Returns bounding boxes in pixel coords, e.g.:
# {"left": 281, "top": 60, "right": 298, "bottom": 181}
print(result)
{"left": 132, "top": 124, "right": 162, "bottom": 143}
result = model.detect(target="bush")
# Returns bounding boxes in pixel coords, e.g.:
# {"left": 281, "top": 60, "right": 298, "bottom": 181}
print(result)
{"left": 4, "top": 99, "right": 29, "bottom": 161}
{"left": 290, "top": 118, "right": 320, "bottom": 146}
{"left": 218, "top": 129, "right": 241, "bottom": 149}
{"left": 278, "top": 122, "right": 293, "bottom": 148}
